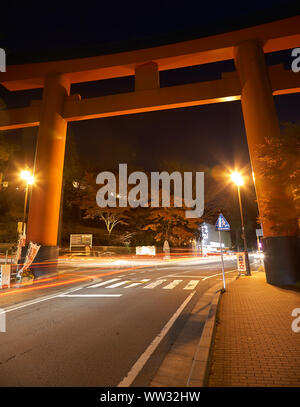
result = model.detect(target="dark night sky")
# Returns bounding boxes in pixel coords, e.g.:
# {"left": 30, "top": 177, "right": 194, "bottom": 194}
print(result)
{"left": 0, "top": 0, "right": 299, "bottom": 175}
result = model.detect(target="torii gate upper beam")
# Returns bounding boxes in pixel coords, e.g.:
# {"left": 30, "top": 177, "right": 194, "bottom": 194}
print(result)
{"left": 1, "top": 16, "right": 300, "bottom": 91}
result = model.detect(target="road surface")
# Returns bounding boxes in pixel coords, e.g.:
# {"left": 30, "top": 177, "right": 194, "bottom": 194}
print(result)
{"left": 0, "top": 256, "right": 242, "bottom": 386}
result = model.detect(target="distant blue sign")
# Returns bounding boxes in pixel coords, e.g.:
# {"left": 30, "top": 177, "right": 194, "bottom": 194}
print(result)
{"left": 215, "top": 213, "right": 230, "bottom": 231}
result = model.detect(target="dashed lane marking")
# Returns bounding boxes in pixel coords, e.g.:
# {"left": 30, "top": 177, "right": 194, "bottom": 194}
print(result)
{"left": 163, "top": 280, "right": 183, "bottom": 290}
{"left": 106, "top": 280, "right": 131, "bottom": 288}
{"left": 125, "top": 279, "right": 150, "bottom": 288}
{"left": 87, "top": 278, "right": 120, "bottom": 288}
{"left": 143, "top": 280, "right": 167, "bottom": 289}
{"left": 183, "top": 280, "right": 200, "bottom": 290}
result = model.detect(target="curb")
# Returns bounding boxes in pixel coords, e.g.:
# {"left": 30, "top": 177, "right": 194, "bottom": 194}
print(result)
{"left": 187, "top": 274, "right": 243, "bottom": 386}
{"left": 187, "top": 288, "right": 222, "bottom": 386}
{"left": 150, "top": 276, "right": 238, "bottom": 387}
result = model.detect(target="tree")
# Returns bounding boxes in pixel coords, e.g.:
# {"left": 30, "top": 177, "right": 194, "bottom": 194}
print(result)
{"left": 0, "top": 134, "right": 19, "bottom": 173}
{"left": 143, "top": 206, "right": 200, "bottom": 246}
{"left": 74, "top": 172, "right": 129, "bottom": 236}
{"left": 256, "top": 122, "right": 300, "bottom": 232}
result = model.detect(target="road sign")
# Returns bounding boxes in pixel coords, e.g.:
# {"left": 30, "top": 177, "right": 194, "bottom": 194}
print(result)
{"left": 215, "top": 213, "right": 230, "bottom": 231}
{"left": 256, "top": 228, "right": 263, "bottom": 237}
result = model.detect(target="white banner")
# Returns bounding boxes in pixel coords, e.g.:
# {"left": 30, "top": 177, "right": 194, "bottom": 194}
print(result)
{"left": 0, "top": 265, "right": 11, "bottom": 289}
{"left": 236, "top": 252, "right": 246, "bottom": 273}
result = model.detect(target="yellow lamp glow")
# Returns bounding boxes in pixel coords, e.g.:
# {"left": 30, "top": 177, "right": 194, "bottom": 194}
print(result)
{"left": 230, "top": 172, "right": 244, "bottom": 186}
{"left": 21, "top": 170, "right": 34, "bottom": 184}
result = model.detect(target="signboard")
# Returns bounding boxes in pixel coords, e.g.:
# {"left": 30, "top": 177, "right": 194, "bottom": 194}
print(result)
{"left": 70, "top": 234, "right": 93, "bottom": 250}
{"left": 136, "top": 246, "right": 156, "bottom": 256}
{"left": 215, "top": 213, "right": 230, "bottom": 231}
{"left": 236, "top": 252, "right": 246, "bottom": 273}
{"left": 0, "top": 265, "right": 11, "bottom": 289}
{"left": 256, "top": 228, "right": 263, "bottom": 237}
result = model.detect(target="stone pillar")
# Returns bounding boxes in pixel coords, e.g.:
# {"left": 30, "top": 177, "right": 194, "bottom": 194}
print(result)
{"left": 234, "top": 40, "right": 299, "bottom": 285}
{"left": 26, "top": 73, "right": 70, "bottom": 276}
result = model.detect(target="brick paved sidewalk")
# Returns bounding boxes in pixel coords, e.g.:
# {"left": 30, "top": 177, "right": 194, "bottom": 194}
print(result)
{"left": 208, "top": 271, "right": 300, "bottom": 387}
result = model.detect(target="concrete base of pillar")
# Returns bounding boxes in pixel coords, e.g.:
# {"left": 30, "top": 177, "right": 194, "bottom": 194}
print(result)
{"left": 262, "top": 236, "right": 300, "bottom": 286}
{"left": 20, "top": 245, "right": 59, "bottom": 278}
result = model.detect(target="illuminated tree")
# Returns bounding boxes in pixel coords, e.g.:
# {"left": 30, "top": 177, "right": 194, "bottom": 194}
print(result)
{"left": 256, "top": 122, "right": 300, "bottom": 232}
{"left": 74, "top": 172, "right": 129, "bottom": 236}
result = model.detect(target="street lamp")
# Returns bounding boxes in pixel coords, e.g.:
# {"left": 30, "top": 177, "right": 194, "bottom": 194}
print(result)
{"left": 20, "top": 170, "right": 34, "bottom": 235}
{"left": 230, "top": 171, "right": 251, "bottom": 276}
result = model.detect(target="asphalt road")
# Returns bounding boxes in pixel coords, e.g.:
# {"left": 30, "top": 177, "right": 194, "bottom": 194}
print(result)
{"left": 0, "top": 256, "right": 241, "bottom": 386}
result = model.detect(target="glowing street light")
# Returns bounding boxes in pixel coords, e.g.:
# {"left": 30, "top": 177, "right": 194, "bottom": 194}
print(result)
{"left": 230, "top": 171, "right": 251, "bottom": 276}
{"left": 230, "top": 171, "right": 244, "bottom": 187}
{"left": 20, "top": 170, "right": 35, "bottom": 234}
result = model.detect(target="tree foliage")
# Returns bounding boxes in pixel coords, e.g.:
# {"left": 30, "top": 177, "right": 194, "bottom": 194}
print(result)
{"left": 73, "top": 172, "right": 129, "bottom": 235}
{"left": 256, "top": 122, "right": 300, "bottom": 229}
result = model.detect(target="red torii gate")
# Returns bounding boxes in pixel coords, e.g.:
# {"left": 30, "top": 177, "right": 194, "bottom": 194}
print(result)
{"left": 1, "top": 16, "right": 300, "bottom": 285}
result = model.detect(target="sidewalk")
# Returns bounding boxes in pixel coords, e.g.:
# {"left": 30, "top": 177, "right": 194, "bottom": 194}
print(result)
{"left": 208, "top": 271, "right": 300, "bottom": 387}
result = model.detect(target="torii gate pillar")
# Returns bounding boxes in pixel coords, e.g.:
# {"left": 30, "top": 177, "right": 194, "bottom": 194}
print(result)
{"left": 26, "top": 73, "right": 70, "bottom": 276}
{"left": 234, "top": 40, "right": 299, "bottom": 285}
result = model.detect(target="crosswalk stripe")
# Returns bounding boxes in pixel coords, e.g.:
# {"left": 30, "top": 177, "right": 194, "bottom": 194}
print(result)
{"left": 125, "top": 279, "right": 150, "bottom": 288}
{"left": 183, "top": 280, "right": 199, "bottom": 290}
{"left": 163, "top": 280, "right": 183, "bottom": 290}
{"left": 87, "top": 278, "right": 120, "bottom": 288}
{"left": 87, "top": 278, "right": 202, "bottom": 291}
{"left": 144, "top": 279, "right": 167, "bottom": 289}
{"left": 106, "top": 280, "right": 131, "bottom": 288}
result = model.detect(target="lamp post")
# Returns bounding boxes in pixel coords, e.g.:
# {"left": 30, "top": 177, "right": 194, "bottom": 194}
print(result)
{"left": 20, "top": 170, "right": 34, "bottom": 235}
{"left": 230, "top": 172, "right": 251, "bottom": 276}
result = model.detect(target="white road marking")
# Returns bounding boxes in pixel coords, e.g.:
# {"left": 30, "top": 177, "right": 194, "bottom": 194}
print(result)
{"left": 202, "top": 269, "right": 237, "bottom": 280}
{"left": 163, "top": 280, "right": 183, "bottom": 290}
{"left": 87, "top": 278, "right": 120, "bottom": 288}
{"left": 58, "top": 294, "right": 122, "bottom": 298}
{"left": 166, "top": 275, "right": 206, "bottom": 278}
{"left": 0, "top": 284, "right": 92, "bottom": 314}
{"left": 0, "top": 293, "right": 63, "bottom": 315}
{"left": 118, "top": 291, "right": 196, "bottom": 387}
{"left": 125, "top": 279, "right": 150, "bottom": 288}
{"left": 183, "top": 280, "right": 199, "bottom": 290}
{"left": 106, "top": 280, "right": 131, "bottom": 288}
{"left": 143, "top": 279, "right": 167, "bottom": 289}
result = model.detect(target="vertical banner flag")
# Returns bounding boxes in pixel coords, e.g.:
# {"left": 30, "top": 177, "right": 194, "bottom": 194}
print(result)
{"left": 14, "top": 233, "right": 26, "bottom": 264}
{"left": 17, "top": 242, "right": 41, "bottom": 278}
